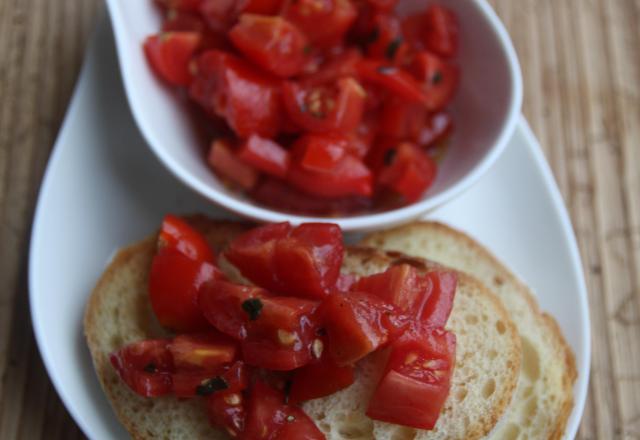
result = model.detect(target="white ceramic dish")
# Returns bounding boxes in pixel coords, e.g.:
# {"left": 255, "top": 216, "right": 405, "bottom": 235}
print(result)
{"left": 104, "top": 0, "right": 522, "bottom": 231}
{"left": 29, "top": 17, "right": 587, "bottom": 440}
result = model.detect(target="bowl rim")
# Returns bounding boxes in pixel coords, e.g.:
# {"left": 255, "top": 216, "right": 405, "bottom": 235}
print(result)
{"left": 106, "top": 0, "right": 523, "bottom": 231}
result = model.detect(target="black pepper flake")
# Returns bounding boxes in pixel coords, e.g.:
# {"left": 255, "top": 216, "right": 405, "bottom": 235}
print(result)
{"left": 364, "top": 27, "right": 380, "bottom": 46}
{"left": 377, "top": 66, "right": 398, "bottom": 75}
{"left": 383, "top": 148, "right": 397, "bottom": 165}
{"left": 143, "top": 363, "right": 157, "bottom": 373}
{"left": 316, "top": 327, "right": 327, "bottom": 336}
{"left": 242, "top": 298, "right": 263, "bottom": 321}
{"left": 385, "top": 37, "right": 403, "bottom": 60}
{"left": 196, "top": 376, "right": 229, "bottom": 396}
{"left": 432, "top": 71, "right": 443, "bottom": 84}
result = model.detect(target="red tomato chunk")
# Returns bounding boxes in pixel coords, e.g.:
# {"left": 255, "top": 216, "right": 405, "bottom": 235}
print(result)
{"left": 143, "top": 0, "right": 461, "bottom": 214}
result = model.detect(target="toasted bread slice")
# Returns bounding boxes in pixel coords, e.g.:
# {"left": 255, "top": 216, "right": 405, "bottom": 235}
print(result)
{"left": 361, "top": 222, "right": 577, "bottom": 440}
{"left": 85, "top": 219, "right": 521, "bottom": 440}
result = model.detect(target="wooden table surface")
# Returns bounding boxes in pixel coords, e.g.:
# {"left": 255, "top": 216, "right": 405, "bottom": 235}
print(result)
{"left": 1, "top": 0, "right": 639, "bottom": 438}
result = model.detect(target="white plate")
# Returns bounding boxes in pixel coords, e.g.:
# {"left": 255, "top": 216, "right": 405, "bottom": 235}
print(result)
{"left": 29, "top": 17, "right": 590, "bottom": 440}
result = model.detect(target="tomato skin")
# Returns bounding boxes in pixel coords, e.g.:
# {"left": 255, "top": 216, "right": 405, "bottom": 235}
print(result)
{"left": 282, "top": 77, "right": 365, "bottom": 134}
{"left": 322, "top": 291, "right": 409, "bottom": 365}
{"left": 354, "top": 264, "right": 429, "bottom": 312}
{"left": 367, "top": 325, "right": 456, "bottom": 429}
{"left": 238, "top": 135, "right": 290, "bottom": 178}
{"left": 190, "top": 50, "right": 282, "bottom": 138}
{"left": 148, "top": 252, "right": 219, "bottom": 332}
{"left": 168, "top": 332, "right": 238, "bottom": 370}
{"left": 230, "top": 14, "right": 309, "bottom": 78}
{"left": 282, "top": 0, "right": 356, "bottom": 48}
{"left": 288, "top": 152, "right": 373, "bottom": 198}
{"left": 288, "top": 354, "right": 355, "bottom": 403}
{"left": 421, "top": 270, "right": 457, "bottom": 327}
{"left": 158, "top": 214, "right": 215, "bottom": 262}
{"left": 208, "top": 139, "right": 259, "bottom": 190}
{"left": 292, "top": 133, "right": 350, "bottom": 172}
{"left": 424, "top": 5, "right": 459, "bottom": 58}
{"left": 412, "top": 51, "right": 459, "bottom": 111}
{"left": 110, "top": 339, "right": 174, "bottom": 397}
{"left": 356, "top": 59, "right": 426, "bottom": 103}
{"left": 144, "top": 32, "right": 201, "bottom": 86}
{"left": 377, "top": 142, "right": 437, "bottom": 202}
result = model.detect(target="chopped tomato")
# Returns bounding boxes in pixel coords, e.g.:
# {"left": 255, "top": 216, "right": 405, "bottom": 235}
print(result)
{"left": 143, "top": 32, "right": 201, "bottom": 86}
{"left": 401, "top": 13, "right": 426, "bottom": 52}
{"left": 207, "top": 389, "right": 247, "bottom": 436}
{"left": 230, "top": 14, "right": 309, "bottom": 78}
{"left": 148, "top": 252, "right": 220, "bottom": 332}
{"left": 238, "top": 0, "right": 285, "bottom": 15}
{"left": 292, "top": 133, "right": 350, "bottom": 172}
{"left": 303, "top": 49, "right": 362, "bottom": 86}
{"left": 423, "top": 4, "right": 459, "bottom": 57}
{"left": 110, "top": 339, "right": 174, "bottom": 397}
{"left": 242, "top": 381, "right": 324, "bottom": 440}
{"left": 364, "top": 13, "right": 408, "bottom": 64}
{"left": 225, "top": 222, "right": 344, "bottom": 300}
{"left": 288, "top": 152, "right": 373, "bottom": 198}
{"left": 190, "top": 50, "right": 282, "bottom": 138}
{"left": 238, "top": 135, "right": 290, "bottom": 178}
{"left": 199, "top": 0, "right": 237, "bottom": 32}
{"left": 377, "top": 142, "right": 437, "bottom": 202}
{"left": 208, "top": 139, "right": 259, "bottom": 189}
{"left": 282, "top": 0, "right": 356, "bottom": 48}
{"left": 168, "top": 332, "right": 238, "bottom": 370}
{"left": 354, "top": 264, "right": 430, "bottom": 312}
{"left": 172, "top": 360, "right": 249, "bottom": 397}
{"left": 412, "top": 51, "right": 459, "bottom": 111}
{"left": 421, "top": 270, "right": 457, "bottom": 327}
{"left": 321, "top": 291, "right": 409, "bottom": 365}
{"left": 251, "top": 178, "right": 373, "bottom": 215}
{"left": 162, "top": 10, "right": 206, "bottom": 33}
{"left": 356, "top": 59, "right": 426, "bottom": 103}
{"left": 282, "top": 77, "right": 365, "bottom": 134}
{"left": 158, "top": 214, "right": 215, "bottom": 262}
{"left": 367, "top": 0, "right": 398, "bottom": 11}
{"left": 367, "top": 325, "right": 456, "bottom": 429}
{"left": 289, "top": 353, "right": 355, "bottom": 403}
{"left": 155, "top": 0, "right": 202, "bottom": 12}
{"left": 378, "top": 97, "right": 428, "bottom": 141}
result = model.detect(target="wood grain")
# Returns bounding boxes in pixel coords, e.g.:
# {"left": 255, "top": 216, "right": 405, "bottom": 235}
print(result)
{"left": 0, "top": 0, "right": 638, "bottom": 438}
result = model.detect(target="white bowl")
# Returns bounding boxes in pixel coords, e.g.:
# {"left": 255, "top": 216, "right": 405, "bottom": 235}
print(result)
{"left": 105, "top": 0, "right": 522, "bottom": 231}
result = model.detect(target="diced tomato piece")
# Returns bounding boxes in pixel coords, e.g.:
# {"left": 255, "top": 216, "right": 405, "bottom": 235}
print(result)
{"left": 303, "top": 49, "right": 362, "bottom": 86}
{"left": 242, "top": 381, "right": 324, "bottom": 440}
{"left": 225, "top": 222, "right": 344, "bottom": 300}
{"left": 282, "top": 77, "right": 365, "bottom": 134}
{"left": 292, "top": 134, "right": 350, "bottom": 172}
{"left": 364, "top": 13, "right": 408, "bottom": 64}
{"left": 190, "top": 50, "right": 282, "bottom": 138}
{"left": 224, "top": 222, "right": 293, "bottom": 290}
{"left": 198, "top": 280, "right": 271, "bottom": 340}
{"left": 378, "top": 97, "right": 428, "bottom": 141}
{"left": 149, "top": 252, "right": 219, "bottom": 332}
{"left": 199, "top": 0, "right": 237, "bottom": 32}
{"left": 421, "top": 270, "right": 457, "bottom": 327}
{"left": 354, "top": 264, "right": 430, "bottom": 312}
{"left": 288, "top": 152, "right": 373, "bottom": 198}
{"left": 207, "top": 389, "right": 247, "bottom": 436}
{"left": 158, "top": 214, "right": 215, "bottom": 262}
{"left": 172, "top": 360, "right": 249, "bottom": 398}
{"left": 168, "top": 332, "right": 238, "bottom": 370}
{"left": 367, "top": 325, "right": 456, "bottom": 429}
{"left": 289, "top": 353, "right": 355, "bottom": 403}
{"left": 156, "top": 0, "right": 202, "bottom": 12}
{"left": 237, "top": 0, "right": 284, "bottom": 15}
{"left": 143, "top": 32, "right": 201, "bottom": 86}
{"left": 162, "top": 9, "right": 206, "bottom": 33}
{"left": 322, "top": 291, "right": 409, "bottom": 365}
{"left": 230, "top": 14, "right": 309, "bottom": 78}
{"left": 208, "top": 139, "right": 259, "bottom": 189}
{"left": 424, "top": 4, "right": 459, "bottom": 57}
{"left": 238, "top": 135, "right": 290, "bottom": 178}
{"left": 367, "top": 0, "right": 398, "bottom": 11}
{"left": 377, "top": 142, "right": 437, "bottom": 202}
{"left": 401, "top": 13, "right": 426, "bottom": 51}
{"left": 110, "top": 339, "right": 174, "bottom": 397}
{"left": 251, "top": 178, "right": 373, "bottom": 215}
{"left": 282, "top": 0, "right": 356, "bottom": 48}
{"left": 417, "top": 111, "right": 454, "bottom": 147}
{"left": 412, "top": 51, "right": 459, "bottom": 111}
{"left": 356, "top": 60, "right": 426, "bottom": 103}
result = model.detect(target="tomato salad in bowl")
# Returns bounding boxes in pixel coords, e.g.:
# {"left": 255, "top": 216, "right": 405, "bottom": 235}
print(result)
{"left": 143, "top": 0, "right": 460, "bottom": 216}
{"left": 110, "top": 215, "right": 458, "bottom": 437}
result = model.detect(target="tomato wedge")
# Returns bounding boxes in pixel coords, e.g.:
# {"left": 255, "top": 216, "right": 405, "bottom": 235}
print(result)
{"left": 190, "top": 50, "right": 282, "bottom": 138}
{"left": 321, "top": 291, "right": 409, "bottom": 365}
{"left": 230, "top": 14, "right": 309, "bottom": 78}
{"left": 238, "top": 135, "right": 290, "bottom": 178}
{"left": 367, "top": 325, "right": 456, "bottom": 429}
{"left": 208, "top": 139, "right": 259, "bottom": 190}
{"left": 143, "top": 32, "right": 201, "bottom": 86}
{"left": 158, "top": 214, "right": 215, "bottom": 262}
{"left": 110, "top": 339, "right": 174, "bottom": 397}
